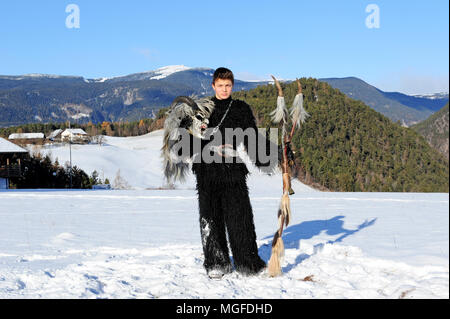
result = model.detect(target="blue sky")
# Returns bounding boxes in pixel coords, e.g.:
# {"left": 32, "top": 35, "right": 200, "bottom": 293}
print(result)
{"left": 0, "top": 0, "right": 448, "bottom": 94}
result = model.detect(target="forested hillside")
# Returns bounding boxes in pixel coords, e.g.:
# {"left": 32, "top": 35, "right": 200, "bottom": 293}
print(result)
{"left": 0, "top": 116, "right": 164, "bottom": 140}
{"left": 321, "top": 77, "right": 448, "bottom": 125}
{"left": 3, "top": 79, "right": 448, "bottom": 192}
{"left": 232, "top": 79, "right": 449, "bottom": 192}
{"left": 411, "top": 103, "right": 449, "bottom": 160}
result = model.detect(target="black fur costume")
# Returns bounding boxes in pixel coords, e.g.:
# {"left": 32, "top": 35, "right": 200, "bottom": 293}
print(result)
{"left": 191, "top": 96, "right": 281, "bottom": 276}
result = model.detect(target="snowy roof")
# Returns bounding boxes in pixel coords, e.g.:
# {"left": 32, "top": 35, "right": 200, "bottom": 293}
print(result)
{"left": 48, "top": 129, "right": 63, "bottom": 139}
{"left": 62, "top": 128, "right": 87, "bottom": 135}
{"left": 8, "top": 133, "right": 45, "bottom": 139}
{"left": 0, "top": 137, "right": 28, "bottom": 153}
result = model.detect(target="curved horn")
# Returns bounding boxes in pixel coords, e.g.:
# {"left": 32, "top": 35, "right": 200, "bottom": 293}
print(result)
{"left": 271, "top": 75, "right": 284, "bottom": 97}
{"left": 170, "top": 96, "right": 199, "bottom": 111}
{"left": 296, "top": 78, "right": 302, "bottom": 94}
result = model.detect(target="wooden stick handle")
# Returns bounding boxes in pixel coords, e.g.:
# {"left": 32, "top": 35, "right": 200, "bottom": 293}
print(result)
{"left": 271, "top": 75, "right": 283, "bottom": 97}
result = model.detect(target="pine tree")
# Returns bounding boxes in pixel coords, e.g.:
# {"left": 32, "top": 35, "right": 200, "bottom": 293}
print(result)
{"left": 112, "top": 169, "right": 130, "bottom": 190}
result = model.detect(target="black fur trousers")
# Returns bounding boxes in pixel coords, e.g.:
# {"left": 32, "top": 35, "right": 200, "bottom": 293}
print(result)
{"left": 196, "top": 176, "right": 266, "bottom": 276}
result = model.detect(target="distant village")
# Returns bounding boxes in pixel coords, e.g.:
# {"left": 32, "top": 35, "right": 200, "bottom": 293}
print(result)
{"left": 0, "top": 128, "right": 107, "bottom": 190}
{"left": 0, "top": 116, "right": 163, "bottom": 190}
{"left": 7, "top": 128, "right": 90, "bottom": 145}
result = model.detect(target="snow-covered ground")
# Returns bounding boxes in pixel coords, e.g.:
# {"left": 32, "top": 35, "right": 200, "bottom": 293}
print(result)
{"left": 0, "top": 131, "right": 448, "bottom": 299}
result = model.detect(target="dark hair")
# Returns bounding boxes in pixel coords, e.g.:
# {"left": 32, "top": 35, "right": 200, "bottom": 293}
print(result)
{"left": 212, "top": 67, "right": 234, "bottom": 85}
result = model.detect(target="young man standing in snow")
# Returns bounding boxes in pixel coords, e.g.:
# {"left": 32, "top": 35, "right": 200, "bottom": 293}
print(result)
{"left": 191, "top": 67, "right": 286, "bottom": 279}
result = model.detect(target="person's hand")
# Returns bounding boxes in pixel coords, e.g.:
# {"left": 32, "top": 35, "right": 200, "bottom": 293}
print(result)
{"left": 217, "top": 144, "right": 235, "bottom": 158}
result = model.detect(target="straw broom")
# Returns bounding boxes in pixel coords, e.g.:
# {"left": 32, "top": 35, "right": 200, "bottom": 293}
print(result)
{"left": 268, "top": 76, "right": 309, "bottom": 277}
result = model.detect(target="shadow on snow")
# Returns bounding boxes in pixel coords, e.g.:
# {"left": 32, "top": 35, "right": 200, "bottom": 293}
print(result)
{"left": 258, "top": 215, "right": 377, "bottom": 273}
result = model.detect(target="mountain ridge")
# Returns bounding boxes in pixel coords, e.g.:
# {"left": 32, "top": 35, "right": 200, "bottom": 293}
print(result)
{"left": 231, "top": 78, "right": 448, "bottom": 192}
{"left": 0, "top": 67, "right": 447, "bottom": 127}
{"left": 320, "top": 77, "right": 448, "bottom": 126}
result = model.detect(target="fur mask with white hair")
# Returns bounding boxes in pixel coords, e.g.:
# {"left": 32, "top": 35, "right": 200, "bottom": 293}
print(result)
{"left": 161, "top": 96, "right": 215, "bottom": 185}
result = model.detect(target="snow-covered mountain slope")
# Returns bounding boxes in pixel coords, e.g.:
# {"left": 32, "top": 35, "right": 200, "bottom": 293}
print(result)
{"left": 90, "top": 65, "right": 194, "bottom": 83}
{"left": 0, "top": 131, "right": 448, "bottom": 299}
{"left": 411, "top": 92, "right": 449, "bottom": 100}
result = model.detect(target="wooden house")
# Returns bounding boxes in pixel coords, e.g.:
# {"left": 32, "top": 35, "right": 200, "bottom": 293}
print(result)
{"left": 47, "top": 129, "right": 63, "bottom": 142}
{"left": 0, "top": 137, "right": 28, "bottom": 189}
{"left": 8, "top": 132, "right": 45, "bottom": 145}
{"left": 61, "top": 128, "right": 89, "bottom": 143}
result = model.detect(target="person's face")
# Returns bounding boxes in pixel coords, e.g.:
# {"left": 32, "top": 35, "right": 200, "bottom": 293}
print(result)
{"left": 212, "top": 78, "right": 233, "bottom": 100}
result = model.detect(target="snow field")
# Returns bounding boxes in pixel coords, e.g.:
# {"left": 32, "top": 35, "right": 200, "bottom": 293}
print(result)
{"left": 0, "top": 131, "right": 448, "bottom": 299}
{"left": 0, "top": 190, "right": 447, "bottom": 299}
